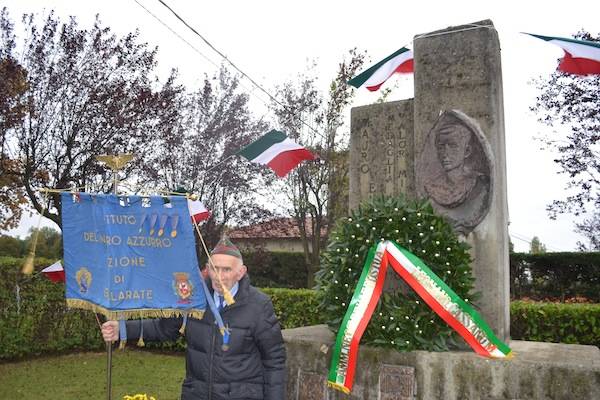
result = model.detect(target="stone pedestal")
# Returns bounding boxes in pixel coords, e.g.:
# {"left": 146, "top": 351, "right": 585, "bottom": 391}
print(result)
{"left": 284, "top": 325, "right": 600, "bottom": 400}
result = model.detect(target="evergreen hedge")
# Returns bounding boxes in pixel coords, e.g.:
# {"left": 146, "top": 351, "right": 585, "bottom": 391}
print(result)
{"left": 1, "top": 257, "right": 598, "bottom": 360}
{"left": 0, "top": 257, "right": 103, "bottom": 360}
{"left": 511, "top": 300, "right": 600, "bottom": 347}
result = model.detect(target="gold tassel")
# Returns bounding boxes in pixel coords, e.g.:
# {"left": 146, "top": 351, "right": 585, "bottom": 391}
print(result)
{"left": 21, "top": 253, "right": 35, "bottom": 275}
{"left": 21, "top": 191, "right": 49, "bottom": 275}
{"left": 21, "top": 223, "right": 41, "bottom": 275}
{"left": 179, "top": 313, "right": 189, "bottom": 334}
{"left": 137, "top": 317, "right": 145, "bottom": 347}
{"left": 223, "top": 289, "right": 235, "bottom": 306}
{"left": 327, "top": 381, "right": 351, "bottom": 394}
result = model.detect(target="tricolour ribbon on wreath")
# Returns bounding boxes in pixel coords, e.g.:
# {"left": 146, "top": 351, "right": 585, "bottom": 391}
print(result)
{"left": 328, "top": 240, "right": 512, "bottom": 394}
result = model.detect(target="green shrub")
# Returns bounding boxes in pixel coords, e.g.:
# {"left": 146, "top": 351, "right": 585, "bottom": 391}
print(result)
{"left": 0, "top": 257, "right": 103, "bottom": 360}
{"left": 262, "top": 288, "right": 322, "bottom": 329}
{"left": 510, "top": 300, "right": 600, "bottom": 347}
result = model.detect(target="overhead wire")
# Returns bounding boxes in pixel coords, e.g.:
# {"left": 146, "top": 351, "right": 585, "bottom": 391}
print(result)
{"left": 135, "top": 3, "right": 577, "bottom": 254}
{"left": 133, "top": 0, "right": 219, "bottom": 70}
{"left": 509, "top": 230, "right": 563, "bottom": 252}
{"left": 137, "top": 0, "right": 326, "bottom": 142}
{"left": 133, "top": 0, "right": 272, "bottom": 109}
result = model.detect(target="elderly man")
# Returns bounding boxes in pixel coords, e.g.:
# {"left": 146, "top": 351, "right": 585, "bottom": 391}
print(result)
{"left": 101, "top": 237, "right": 287, "bottom": 400}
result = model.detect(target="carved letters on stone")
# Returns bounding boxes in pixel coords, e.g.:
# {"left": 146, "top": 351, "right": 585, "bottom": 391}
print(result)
{"left": 350, "top": 102, "right": 414, "bottom": 207}
{"left": 416, "top": 110, "right": 493, "bottom": 234}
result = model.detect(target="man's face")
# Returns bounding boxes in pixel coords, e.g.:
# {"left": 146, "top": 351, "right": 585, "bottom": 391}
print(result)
{"left": 207, "top": 254, "right": 246, "bottom": 293}
{"left": 435, "top": 128, "right": 471, "bottom": 172}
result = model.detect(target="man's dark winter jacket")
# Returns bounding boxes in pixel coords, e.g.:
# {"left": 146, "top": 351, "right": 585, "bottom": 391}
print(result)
{"left": 125, "top": 275, "right": 286, "bottom": 400}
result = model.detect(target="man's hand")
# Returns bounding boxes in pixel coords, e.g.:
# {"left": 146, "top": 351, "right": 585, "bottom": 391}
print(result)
{"left": 101, "top": 321, "right": 119, "bottom": 342}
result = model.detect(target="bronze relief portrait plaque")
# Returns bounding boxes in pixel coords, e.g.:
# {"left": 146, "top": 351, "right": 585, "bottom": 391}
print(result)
{"left": 417, "top": 110, "right": 493, "bottom": 234}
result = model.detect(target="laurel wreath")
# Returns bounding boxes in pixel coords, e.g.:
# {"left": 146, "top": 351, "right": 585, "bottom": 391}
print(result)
{"left": 315, "top": 196, "right": 478, "bottom": 351}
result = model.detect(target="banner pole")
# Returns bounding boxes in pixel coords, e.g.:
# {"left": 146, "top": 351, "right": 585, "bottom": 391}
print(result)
{"left": 186, "top": 196, "right": 234, "bottom": 306}
{"left": 106, "top": 167, "right": 119, "bottom": 400}
{"left": 106, "top": 340, "right": 112, "bottom": 400}
{"left": 95, "top": 154, "right": 134, "bottom": 400}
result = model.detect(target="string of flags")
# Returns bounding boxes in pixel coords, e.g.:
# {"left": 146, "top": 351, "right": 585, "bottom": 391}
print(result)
{"left": 218, "top": 33, "right": 600, "bottom": 184}
{"left": 347, "top": 33, "right": 600, "bottom": 93}
{"left": 184, "top": 34, "right": 599, "bottom": 183}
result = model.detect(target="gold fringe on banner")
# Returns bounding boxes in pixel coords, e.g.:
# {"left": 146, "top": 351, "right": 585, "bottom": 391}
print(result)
{"left": 65, "top": 299, "right": 204, "bottom": 321}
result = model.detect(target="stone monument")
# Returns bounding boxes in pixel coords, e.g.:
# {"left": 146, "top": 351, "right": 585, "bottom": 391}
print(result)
{"left": 349, "top": 19, "right": 509, "bottom": 341}
{"left": 284, "top": 20, "right": 600, "bottom": 400}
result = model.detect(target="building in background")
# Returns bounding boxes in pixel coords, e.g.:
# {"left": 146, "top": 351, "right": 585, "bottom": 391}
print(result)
{"left": 228, "top": 217, "right": 327, "bottom": 253}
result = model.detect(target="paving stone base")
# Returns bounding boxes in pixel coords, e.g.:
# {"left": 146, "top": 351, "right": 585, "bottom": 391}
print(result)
{"left": 283, "top": 325, "right": 600, "bottom": 400}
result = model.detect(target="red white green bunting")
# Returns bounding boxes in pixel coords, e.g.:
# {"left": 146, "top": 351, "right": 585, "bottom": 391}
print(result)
{"left": 187, "top": 198, "right": 210, "bottom": 223}
{"left": 347, "top": 47, "right": 414, "bottom": 91}
{"left": 526, "top": 33, "right": 600, "bottom": 75}
{"left": 328, "top": 240, "right": 511, "bottom": 394}
{"left": 237, "top": 130, "right": 316, "bottom": 177}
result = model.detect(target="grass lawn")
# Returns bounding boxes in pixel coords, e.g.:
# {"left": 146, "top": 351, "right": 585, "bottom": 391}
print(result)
{"left": 0, "top": 350, "right": 185, "bottom": 400}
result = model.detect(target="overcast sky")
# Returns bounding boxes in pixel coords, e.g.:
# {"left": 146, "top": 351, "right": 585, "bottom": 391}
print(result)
{"left": 3, "top": 0, "right": 599, "bottom": 252}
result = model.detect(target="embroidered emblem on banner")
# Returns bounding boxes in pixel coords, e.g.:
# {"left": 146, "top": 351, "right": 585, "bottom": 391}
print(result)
{"left": 76, "top": 267, "right": 92, "bottom": 294}
{"left": 173, "top": 272, "right": 193, "bottom": 303}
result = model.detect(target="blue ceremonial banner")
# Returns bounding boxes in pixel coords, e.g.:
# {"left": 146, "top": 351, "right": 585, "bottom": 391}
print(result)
{"left": 61, "top": 192, "right": 206, "bottom": 320}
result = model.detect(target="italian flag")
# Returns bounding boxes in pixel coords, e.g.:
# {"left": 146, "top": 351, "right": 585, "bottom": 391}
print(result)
{"left": 188, "top": 198, "right": 210, "bottom": 223}
{"left": 348, "top": 47, "right": 414, "bottom": 91}
{"left": 238, "top": 130, "right": 316, "bottom": 177}
{"left": 41, "top": 261, "right": 65, "bottom": 283}
{"left": 527, "top": 33, "right": 600, "bottom": 75}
